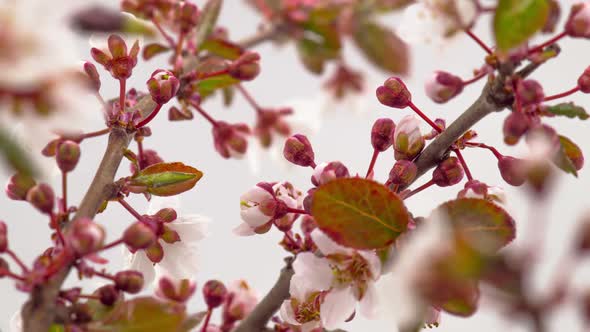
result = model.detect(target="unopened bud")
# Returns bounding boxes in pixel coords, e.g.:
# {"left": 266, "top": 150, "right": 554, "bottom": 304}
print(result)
{"left": 155, "top": 208, "right": 177, "bottom": 223}
{"left": 394, "top": 115, "right": 425, "bottom": 161}
{"left": 5, "top": 173, "right": 36, "bottom": 201}
{"left": 371, "top": 118, "right": 396, "bottom": 152}
{"left": 388, "top": 160, "right": 418, "bottom": 187}
{"left": 97, "top": 284, "right": 120, "bottom": 306}
{"left": 503, "top": 112, "right": 530, "bottom": 145}
{"left": 0, "top": 221, "right": 7, "bottom": 253}
{"left": 176, "top": 2, "right": 200, "bottom": 33}
{"left": 203, "top": 280, "right": 228, "bottom": 308}
{"left": 376, "top": 77, "right": 411, "bottom": 108}
{"left": 115, "top": 270, "right": 144, "bottom": 294}
{"left": 212, "top": 122, "right": 250, "bottom": 159}
{"left": 229, "top": 52, "right": 261, "bottom": 81}
{"left": 432, "top": 157, "right": 464, "bottom": 187}
{"left": 26, "top": 183, "right": 55, "bottom": 214}
{"left": 516, "top": 80, "right": 545, "bottom": 106}
{"left": 157, "top": 277, "right": 196, "bottom": 303}
{"left": 147, "top": 69, "right": 180, "bottom": 104}
{"left": 498, "top": 156, "right": 526, "bottom": 186}
{"left": 425, "top": 71, "right": 464, "bottom": 103}
{"left": 161, "top": 225, "right": 181, "bottom": 244}
{"left": 123, "top": 222, "right": 156, "bottom": 250}
{"left": 578, "top": 67, "right": 590, "bottom": 93}
{"left": 83, "top": 62, "right": 101, "bottom": 91}
{"left": 67, "top": 218, "right": 105, "bottom": 256}
{"left": 56, "top": 140, "right": 81, "bottom": 173}
{"left": 565, "top": 3, "right": 590, "bottom": 38}
{"left": 283, "top": 134, "right": 315, "bottom": 167}
{"left": 311, "top": 161, "right": 350, "bottom": 187}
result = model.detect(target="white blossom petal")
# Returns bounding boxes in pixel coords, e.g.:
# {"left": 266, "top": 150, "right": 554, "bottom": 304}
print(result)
{"left": 10, "top": 310, "right": 22, "bottom": 332}
{"left": 359, "top": 282, "right": 379, "bottom": 319}
{"left": 279, "top": 300, "right": 299, "bottom": 325}
{"left": 310, "top": 229, "right": 352, "bottom": 256}
{"left": 233, "top": 222, "right": 256, "bottom": 236}
{"left": 358, "top": 250, "right": 382, "bottom": 279}
{"left": 240, "top": 207, "right": 271, "bottom": 228}
{"left": 240, "top": 186, "right": 273, "bottom": 203}
{"left": 168, "top": 215, "right": 210, "bottom": 242}
{"left": 320, "top": 287, "right": 356, "bottom": 330}
{"left": 147, "top": 196, "right": 181, "bottom": 215}
{"left": 293, "top": 252, "right": 334, "bottom": 291}
{"left": 124, "top": 249, "right": 156, "bottom": 286}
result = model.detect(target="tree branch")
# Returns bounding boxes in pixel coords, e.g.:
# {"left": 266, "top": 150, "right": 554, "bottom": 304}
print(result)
{"left": 233, "top": 257, "right": 294, "bottom": 332}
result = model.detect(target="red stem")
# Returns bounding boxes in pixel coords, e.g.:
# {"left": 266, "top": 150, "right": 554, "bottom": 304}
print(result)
{"left": 201, "top": 309, "right": 213, "bottom": 332}
{"left": 152, "top": 18, "right": 176, "bottom": 48}
{"left": 408, "top": 102, "right": 442, "bottom": 133}
{"left": 136, "top": 104, "right": 163, "bottom": 128}
{"left": 453, "top": 148, "right": 473, "bottom": 181}
{"left": 0, "top": 269, "right": 25, "bottom": 282}
{"left": 465, "top": 142, "right": 503, "bottom": 160}
{"left": 119, "top": 79, "right": 127, "bottom": 113}
{"left": 366, "top": 149, "right": 379, "bottom": 178}
{"left": 93, "top": 270, "right": 115, "bottom": 281}
{"left": 528, "top": 31, "right": 568, "bottom": 54}
{"left": 174, "top": 32, "right": 185, "bottom": 72}
{"left": 100, "top": 239, "right": 124, "bottom": 252}
{"left": 464, "top": 29, "right": 493, "bottom": 55}
{"left": 78, "top": 294, "right": 101, "bottom": 300}
{"left": 137, "top": 139, "right": 144, "bottom": 169}
{"left": 61, "top": 172, "right": 68, "bottom": 214}
{"left": 543, "top": 86, "right": 580, "bottom": 102}
{"left": 196, "top": 68, "right": 230, "bottom": 80}
{"left": 237, "top": 84, "right": 263, "bottom": 113}
{"left": 404, "top": 180, "right": 435, "bottom": 200}
{"left": 82, "top": 128, "right": 110, "bottom": 140}
{"left": 462, "top": 71, "right": 488, "bottom": 86}
{"left": 117, "top": 198, "right": 144, "bottom": 221}
{"left": 6, "top": 249, "right": 29, "bottom": 273}
{"left": 51, "top": 213, "right": 66, "bottom": 246}
{"left": 192, "top": 103, "right": 219, "bottom": 127}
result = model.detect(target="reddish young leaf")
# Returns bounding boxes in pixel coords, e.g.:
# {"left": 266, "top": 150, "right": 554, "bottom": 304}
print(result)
{"left": 131, "top": 162, "right": 203, "bottom": 196}
{"left": 553, "top": 135, "right": 584, "bottom": 177}
{"left": 311, "top": 178, "right": 410, "bottom": 249}
{"left": 435, "top": 198, "right": 516, "bottom": 254}
{"left": 92, "top": 297, "right": 186, "bottom": 331}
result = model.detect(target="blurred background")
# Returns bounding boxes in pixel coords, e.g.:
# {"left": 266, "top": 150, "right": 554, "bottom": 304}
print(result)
{"left": 1, "top": 0, "right": 589, "bottom": 331}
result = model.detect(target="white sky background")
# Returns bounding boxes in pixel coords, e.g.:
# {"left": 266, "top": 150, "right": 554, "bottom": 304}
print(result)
{"left": 1, "top": 0, "right": 590, "bottom": 331}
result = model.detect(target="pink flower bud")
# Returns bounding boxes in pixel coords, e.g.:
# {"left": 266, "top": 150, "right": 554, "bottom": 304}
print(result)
{"left": 97, "top": 284, "right": 120, "bottom": 306}
{"left": 26, "top": 183, "right": 55, "bottom": 215}
{"left": 83, "top": 62, "right": 101, "bottom": 91}
{"left": 0, "top": 221, "right": 7, "bottom": 253}
{"left": 432, "top": 157, "right": 464, "bottom": 187}
{"left": 388, "top": 160, "right": 417, "bottom": 187}
{"left": 175, "top": 1, "right": 200, "bottom": 33}
{"left": 283, "top": 134, "right": 315, "bottom": 167}
{"left": 160, "top": 225, "right": 181, "bottom": 244}
{"left": 5, "top": 173, "right": 36, "bottom": 201}
{"left": 213, "top": 122, "right": 250, "bottom": 159}
{"left": 147, "top": 69, "right": 180, "bottom": 104}
{"left": 123, "top": 222, "right": 156, "bottom": 250}
{"left": 203, "top": 280, "right": 228, "bottom": 308}
{"left": 115, "top": 270, "right": 144, "bottom": 294}
{"left": 565, "top": 3, "right": 590, "bottom": 38}
{"left": 498, "top": 156, "right": 526, "bottom": 186}
{"left": 578, "top": 67, "right": 590, "bottom": 93}
{"left": 311, "top": 161, "right": 350, "bottom": 186}
{"left": 376, "top": 77, "right": 411, "bottom": 108}
{"left": 394, "top": 115, "right": 425, "bottom": 161}
{"left": 56, "top": 140, "right": 81, "bottom": 173}
{"left": 371, "top": 118, "right": 396, "bottom": 152}
{"left": 157, "top": 277, "right": 196, "bottom": 303}
{"left": 425, "top": 71, "right": 464, "bottom": 103}
{"left": 67, "top": 218, "right": 105, "bottom": 256}
{"left": 503, "top": 112, "right": 530, "bottom": 145}
{"left": 146, "top": 241, "right": 164, "bottom": 263}
{"left": 229, "top": 52, "right": 261, "bottom": 81}
{"left": 154, "top": 207, "right": 177, "bottom": 223}
{"left": 516, "top": 80, "right": 544, "bottom": 106}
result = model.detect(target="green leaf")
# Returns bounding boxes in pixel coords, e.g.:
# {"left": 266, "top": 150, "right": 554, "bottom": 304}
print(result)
{"left": 553, "top": 135, "right": 584, "bottom": 176}
{"left": 131, "top": 162, "right": 203, "bottom": 196}
{"left": 435, "top": 198, "right": 516, "bottom": 254}
{"left": 0, "top": 126, "right": 36, "bottom": 176}
{"left": 49, "top": 325, "right": 65, "bottom": 332}
{"left": 142, "top": 43, "right": 170, "bottom": 61}
{"left": 545, "top": 102, "right": 589, "bottom": 120}
{"left": 352, "top": 20, "right": 409, "bottom": 74}
{"left": 311, "top": 178, "right": 410, "bottom": 249}
{"left": 200, "top": 38, "right": 244, "bottom": 60}
{"left": 194, "top": 0, "right": 223, "bottom": 49}
{"left": 90, "top": 297, "right": 186, "bottom": 332}
{"left": 197, "top": 74, "right": 240, "bottom": 98}
{"left": 494, "top": 0, "right": 550, "bottom": 51}
{"left": 296, "top": 35, "right": 341, "bottom": 75}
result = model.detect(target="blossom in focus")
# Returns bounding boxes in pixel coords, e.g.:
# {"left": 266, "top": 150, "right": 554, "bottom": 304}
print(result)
{"left": 235, "top": 182, "right": 303, "bottom": 236}
{"left": 397, "top": 0, "right": 478, "bottom": 44}
{"left": 124, "top": 196, "right": 209, "bottom": 285}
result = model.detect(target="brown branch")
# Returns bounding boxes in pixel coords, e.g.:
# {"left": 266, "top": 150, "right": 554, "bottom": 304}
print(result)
{"left": 233, "top": 257, "right": 294, "bottom": 332}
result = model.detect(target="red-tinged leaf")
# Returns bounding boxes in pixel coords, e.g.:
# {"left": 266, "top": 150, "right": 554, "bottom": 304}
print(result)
{"left": 311, "top": 178, "right": 410, "bottom": 249}
{"left": 194, "top": 0, "right": 223, "bottom": 49}
{"left": 90, "top": 297, "right": 186, "bottom": 332}
{"left": 494, "top": 0, "right": 550, "bottom": 51}
{"left": 131, "top": 162, "right": 203, "bottom": 196}
{"left": 553, "top": 135, "right": 584, "bottom": 177}
{"left": 142, "top": 43, "right": 170, "bottom": 60}
{"left": 440, "top": 281, "right": 480, "bottom": 317}
{"left": 435, "top": 198, "right": 515, "bottom": 254}
{"left": 200, "top": 38, "right": 244, "bottom": 60}
{"left": 352, "top": 20, "right": 409, "bottom": 75}
{"left": 197, "top": 75, "right": 240, "bottom": 98}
